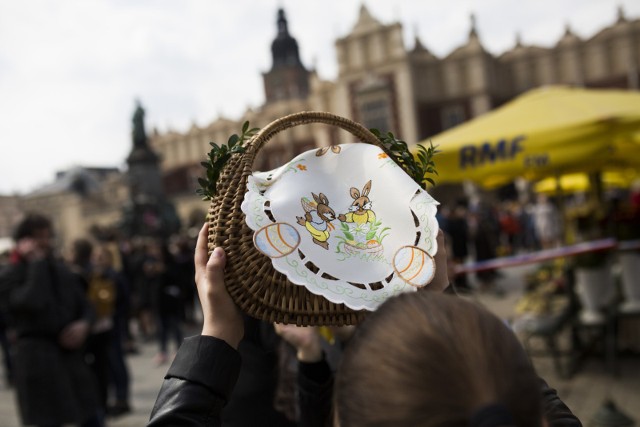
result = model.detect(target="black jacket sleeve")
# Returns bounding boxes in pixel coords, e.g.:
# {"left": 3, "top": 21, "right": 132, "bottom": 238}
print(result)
{"left": 148, "top": 335, "right": 241, "bottom": 427}
{"left": 539, "top": 377, "right": 582, "bottom": 427}
{"left": 5, "top": 260, "right": 49, "bottom": 313}
{"left": 298, "top": 355, "right": 334, "bottom": 427}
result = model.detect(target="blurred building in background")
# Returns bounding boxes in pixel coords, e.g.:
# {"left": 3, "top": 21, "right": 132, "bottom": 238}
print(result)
{"left": 6, "top": 104, "right": 180, "bottom": 248}
{"left": 150, "top": 5, "right": 640, "bottom": 221}
{"left": 2, "top": 5, "right": 638, "bottom": 248}
{"left": 0, "top": 196, "right": 22, "bottom": 254}
{"left": 18, "top": 167, "right": 127, "bottom": 244}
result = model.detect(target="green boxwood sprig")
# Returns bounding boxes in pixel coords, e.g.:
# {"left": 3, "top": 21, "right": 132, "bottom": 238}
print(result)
{"left": 370, "top": 129, "right": 440, "bottom": 189}
{"left": 196, "top": 121, "right": 259, "bottom": 201}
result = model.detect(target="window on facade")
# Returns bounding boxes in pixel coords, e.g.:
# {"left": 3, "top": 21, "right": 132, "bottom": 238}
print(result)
{"left": 189, "top": 166, "right": 201, "bottom": 194}
{"left": 441, "top": 105, "right": 466, "bottom": 130}
{"left": 360, "top": 98, "right": 391, "bottom": 132}
{"left": 355, "top": 74, "right": 394, "bottom": 133}
{"left": 273, "top": 76, "right": 284, "bottom": 100}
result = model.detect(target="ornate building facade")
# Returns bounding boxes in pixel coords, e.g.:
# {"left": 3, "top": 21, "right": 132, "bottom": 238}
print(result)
{"left": 3, "top": 5, "right": 638, "bottom": 249}
{"left": 150, "top": 5, "right": 640, "bottom": 223}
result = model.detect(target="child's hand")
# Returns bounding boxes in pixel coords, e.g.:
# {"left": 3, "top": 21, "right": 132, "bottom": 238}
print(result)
{"left": 194, "top": 223, "right": 244, "bottom": 349}
{"left": 58, "top": 320, "right": 89, "bottom": 350}
{"left": 274, "top": 324, "right": 323, "bottom": 363}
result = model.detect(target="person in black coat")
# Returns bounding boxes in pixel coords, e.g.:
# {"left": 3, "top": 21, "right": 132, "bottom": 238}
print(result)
{"left": 0, "top": 310, "right": 13, "bottom": 387}
{"left": 0, "top": 214, "right": 102, "bottom": 427}
{"left": 445, "top": 201, "right": 471, "bottom": 291}
{"left": 220, "top": 316, "right": 297, "bottom": 426}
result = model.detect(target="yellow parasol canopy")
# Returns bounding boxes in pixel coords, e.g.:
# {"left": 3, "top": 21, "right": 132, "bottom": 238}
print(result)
{"left": 533, "top": 170, "right": 637, "bottom": 194}
{"left": 418, "top": 86, "right": 640, "bottom": 188}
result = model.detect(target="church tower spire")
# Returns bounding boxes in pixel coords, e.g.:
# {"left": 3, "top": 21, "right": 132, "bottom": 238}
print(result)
{"left": 263, "top": 8, "right": 310, "bottom": 103}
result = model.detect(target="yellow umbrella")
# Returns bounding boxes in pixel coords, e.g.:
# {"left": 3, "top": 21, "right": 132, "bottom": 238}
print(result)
{"left": 533, "top": 170, "right": 637, "bottom": 194}
{"left": 610, "top": 131, "right": 640, "bottom": 168}
{"left": 418, "top": 86, "right": 640, "bottom": 187}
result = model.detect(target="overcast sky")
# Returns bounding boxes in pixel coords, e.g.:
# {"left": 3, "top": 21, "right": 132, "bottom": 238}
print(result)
{"left": 1, "top": 0, "right": 638, "bottom": 195}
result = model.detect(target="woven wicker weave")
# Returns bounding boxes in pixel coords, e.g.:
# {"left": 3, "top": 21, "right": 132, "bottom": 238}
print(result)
{"left": 207, "top": 111, "right": 397, "bottom": 326}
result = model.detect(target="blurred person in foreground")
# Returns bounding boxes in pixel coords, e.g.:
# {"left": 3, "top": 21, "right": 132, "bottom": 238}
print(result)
{"left": 0, "top": 214, "right": 103, "bottom": 427}
{"left": 333, "top": 292, "right": 538, "bottom": 427}
{"left": 147, "top": 223, "right": 581, "bottom": 427}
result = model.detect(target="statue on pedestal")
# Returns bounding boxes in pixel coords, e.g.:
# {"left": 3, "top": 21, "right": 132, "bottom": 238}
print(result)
{"left": 132, "top": 100, "right": 147, "bottom": 148}
{"left": 122, "top": 100, "right": 180, "bottom": 239}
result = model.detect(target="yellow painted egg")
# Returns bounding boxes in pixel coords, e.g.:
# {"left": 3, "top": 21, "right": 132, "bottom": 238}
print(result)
{"left": 253, "top": 222, "right": 301, "bottom": 258}
{"left": 393, "top": 246, "right": 435, "bottom": 287}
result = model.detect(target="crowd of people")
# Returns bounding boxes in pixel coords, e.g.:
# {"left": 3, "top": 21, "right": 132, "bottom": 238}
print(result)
{"left": 0, "top": 214, "right": 198, "bottom": 426}
{"left": 6, "top": 186, "right": 639, "bottom": 425}
{"left": 437, "top": 194, "right": 563, "bottom": 293}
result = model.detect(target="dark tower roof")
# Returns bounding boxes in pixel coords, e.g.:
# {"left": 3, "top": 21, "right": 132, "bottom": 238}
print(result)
{"left": 270, "top": 8, "right": 302, "bottom": 68}
{"left": 263, "top": 8, "right": 310, "bottom": 103}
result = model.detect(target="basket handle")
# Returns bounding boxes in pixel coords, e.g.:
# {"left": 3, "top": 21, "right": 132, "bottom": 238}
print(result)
{"left": 241, "top": 111, "right": 389, "bottom": 175}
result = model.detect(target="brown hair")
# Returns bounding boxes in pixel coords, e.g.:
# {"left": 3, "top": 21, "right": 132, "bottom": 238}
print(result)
{"left": 13, "top": 213, "right": 52, "bottom": 241}
{"left": 334, "top": 292, "right": 541, "bottom": 427}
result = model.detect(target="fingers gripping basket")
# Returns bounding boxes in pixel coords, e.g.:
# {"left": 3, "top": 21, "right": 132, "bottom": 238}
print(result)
{"left": 207, "top": 111, "right": 440, "bottom": 326}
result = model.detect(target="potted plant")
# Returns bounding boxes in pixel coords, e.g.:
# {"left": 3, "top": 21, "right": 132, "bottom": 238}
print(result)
{"left": 611, "top": 199, "right": 640, "bottom": 313}
{"left": 572, "top": 214, "right": 615, "bottom": 325}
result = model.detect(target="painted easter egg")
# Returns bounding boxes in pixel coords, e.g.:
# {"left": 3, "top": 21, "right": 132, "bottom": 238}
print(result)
{"left": 392, "top": 246, "right": 435, "bottom": 287}
{"left": 253, "top": 222, "right": 301, "bottom": 258}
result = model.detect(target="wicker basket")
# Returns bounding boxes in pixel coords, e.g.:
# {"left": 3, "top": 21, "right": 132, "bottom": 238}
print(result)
{"left": 207, "top": 111, "right": 397, "bottom": 326}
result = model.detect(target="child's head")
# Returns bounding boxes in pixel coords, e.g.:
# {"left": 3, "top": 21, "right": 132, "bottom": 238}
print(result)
{"left": 334, "top": 292, "right": 541, "bottom": 427}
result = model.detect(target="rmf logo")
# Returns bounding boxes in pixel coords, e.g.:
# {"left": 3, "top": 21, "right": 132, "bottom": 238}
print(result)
{"left": 459, "top": 135, "right": 526, "bottom": 169}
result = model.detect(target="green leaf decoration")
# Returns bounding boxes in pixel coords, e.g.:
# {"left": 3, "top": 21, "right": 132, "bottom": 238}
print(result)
{"left": 371, "top": 129, "right": 440, "bottom": 190}
{"left": 197, "top": 121, "right": 260, "bottom": 200}
{"left": 228, "top": 134, "right": 240, "bottom": 147}
{"left": 344, "top": 231, "right": 354, "bottom": 241}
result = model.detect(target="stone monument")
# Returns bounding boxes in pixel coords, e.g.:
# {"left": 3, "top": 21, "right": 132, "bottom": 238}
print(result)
{"left": 121, "top": 100, "right": 180, "bottom": 239}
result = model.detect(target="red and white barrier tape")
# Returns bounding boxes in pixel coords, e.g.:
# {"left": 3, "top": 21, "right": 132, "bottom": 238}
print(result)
{"left": 454, "top": 238, "right": 640, "bottom": 274}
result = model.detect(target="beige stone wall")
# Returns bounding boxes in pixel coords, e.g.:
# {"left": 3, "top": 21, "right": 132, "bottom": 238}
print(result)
{"left": 394, "top": 63, "right": 418, "bottom": 142}
{"left": 0, "top": 195, "right": 22, "bottom": 239}
{"left": 504, "top": 17, "right": 640, "bottom": 90}
{"left": 14, "top": 172, "right": 129, "bottom": 252}
{"left": 20, "top": 192, "right": 84, "bottom": 251}
{"left": 172, "top": 193, "right": 208, "bottom": 229}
